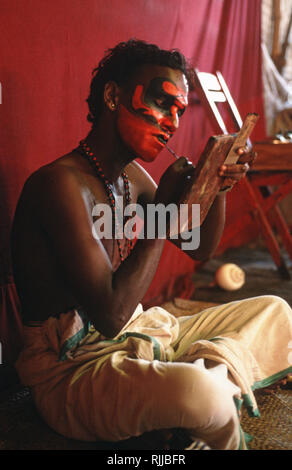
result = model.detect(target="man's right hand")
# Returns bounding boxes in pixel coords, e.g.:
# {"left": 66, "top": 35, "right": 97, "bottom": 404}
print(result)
{"left": 154, "top": 157, "right": 195, "bottom": 206}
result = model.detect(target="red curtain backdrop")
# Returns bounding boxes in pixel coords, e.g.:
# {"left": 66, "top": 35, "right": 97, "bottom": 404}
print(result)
{"left": 0, "top": 0, "right": 265, "bottom": 363}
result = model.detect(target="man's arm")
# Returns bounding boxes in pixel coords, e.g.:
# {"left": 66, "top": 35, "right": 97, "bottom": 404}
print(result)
{"left": 135, "top": 158, "right": 225, "bottom": 261}
{"left": 135, "top": 149, "right": 253, "bottom": 262}
{"left": 33, "top": 165, "right": 165, "bottom": 338}
{"left": 184, "top": 191, "right": 226, "bottom": 261}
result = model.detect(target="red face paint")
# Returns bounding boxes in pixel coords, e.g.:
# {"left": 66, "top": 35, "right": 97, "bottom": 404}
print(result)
{"left": 131, "top": 85, "right": 166, "bottom": 125}
{"left": 162, "top": 81, "right": 188, "bottom": 108}
{"left": 161, "top": 81, "right": 188, "bottom": 124}
{"left": 117, "top": 104, "right": 166, "bottom": 162}
{"left": 117, "top": 70, "right": 188, "bottom": 161}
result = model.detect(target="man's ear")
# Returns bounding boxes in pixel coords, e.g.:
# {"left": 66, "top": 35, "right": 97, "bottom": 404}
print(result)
{"left": 104, "top": 81, "right": 120, "bottom": 111}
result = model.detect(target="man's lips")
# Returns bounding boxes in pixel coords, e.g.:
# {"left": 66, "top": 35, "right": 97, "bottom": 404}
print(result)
{"left": 155, "top": 133, "right": 171, "bottom": 145}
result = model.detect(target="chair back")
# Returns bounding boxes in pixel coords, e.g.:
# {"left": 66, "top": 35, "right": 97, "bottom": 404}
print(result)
{"left": 194, "top": 70, "right": 243, "bottom": 135}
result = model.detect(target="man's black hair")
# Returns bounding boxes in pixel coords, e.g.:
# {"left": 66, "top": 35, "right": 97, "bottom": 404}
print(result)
{"left": 86, "top": 39, "right": 194, "bottom": 125}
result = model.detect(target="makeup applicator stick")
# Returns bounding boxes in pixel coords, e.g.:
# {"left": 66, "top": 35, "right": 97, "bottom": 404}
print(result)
{"left": 165, "top": 144, "right": 179, "bottom": 160}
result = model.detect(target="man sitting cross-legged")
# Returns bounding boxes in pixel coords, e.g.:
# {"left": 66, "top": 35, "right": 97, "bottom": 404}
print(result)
{"left": 12, "top": 39, "right": 292, "bottom": 450}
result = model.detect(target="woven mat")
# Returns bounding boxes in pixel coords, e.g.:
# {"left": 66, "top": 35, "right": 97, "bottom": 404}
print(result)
{"left": 240, "top": 388, "right": 292, "bottom": 450}
{"left": 0, "top": 386, "right": 100, "bottom": 450}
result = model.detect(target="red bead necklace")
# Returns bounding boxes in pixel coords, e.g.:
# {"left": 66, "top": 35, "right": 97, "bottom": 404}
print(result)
{"left": 78, "top": 139, "right": 133, "bottom": 262}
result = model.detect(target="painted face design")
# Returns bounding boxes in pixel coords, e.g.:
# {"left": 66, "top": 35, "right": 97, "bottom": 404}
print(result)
{"left": 117, "top": 74, "right": 188, "bottom": 162}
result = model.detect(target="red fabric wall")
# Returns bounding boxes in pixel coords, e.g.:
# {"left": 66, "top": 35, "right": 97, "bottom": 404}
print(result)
{"left": 0, "top": 0, "right": 265, "bottom": 363}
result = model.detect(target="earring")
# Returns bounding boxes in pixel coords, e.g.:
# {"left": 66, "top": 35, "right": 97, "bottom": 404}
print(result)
{"left": 111, "top": 103, "right": 116, "bottom": 110}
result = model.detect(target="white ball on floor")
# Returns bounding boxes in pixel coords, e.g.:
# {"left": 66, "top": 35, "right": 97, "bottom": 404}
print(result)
{"left": 215, "top": 263, "right": 245, "bottom": 291}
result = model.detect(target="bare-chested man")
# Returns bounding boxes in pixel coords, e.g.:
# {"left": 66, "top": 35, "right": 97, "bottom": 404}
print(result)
{"left": 11, "top": 40, "right": 292, "bottom": 450}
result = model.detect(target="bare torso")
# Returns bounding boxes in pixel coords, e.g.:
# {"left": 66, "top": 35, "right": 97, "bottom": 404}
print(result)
{"left": 11, "top": 150, "right": 148, "bottom": 323}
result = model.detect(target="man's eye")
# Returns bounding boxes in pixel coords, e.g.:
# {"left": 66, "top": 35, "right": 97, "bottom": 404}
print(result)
{"left": 154, "top": 98, "right": 168, "bottom": 108}
{"left": 154, "top": 96, "right": 186, "bottom": 117}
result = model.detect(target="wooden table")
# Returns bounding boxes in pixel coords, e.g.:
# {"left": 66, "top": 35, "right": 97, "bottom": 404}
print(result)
{"left": 252, "top": 141, "right": 292, "bottom": 171}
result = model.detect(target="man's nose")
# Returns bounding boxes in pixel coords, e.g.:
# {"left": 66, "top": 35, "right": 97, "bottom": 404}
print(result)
{"left": 161, "top": 108, "right": 179, "bottom": 132}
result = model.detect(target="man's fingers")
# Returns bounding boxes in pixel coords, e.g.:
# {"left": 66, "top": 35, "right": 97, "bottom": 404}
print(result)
{"left": 237, "top": 149, "right": 257, "bottom": 165}
{"left": 175, "top": 157, "right": 195, "bottom": 176}
{"left": 176, "top": 156, "right": 194, "bottom": 169}
{"left": 218, "top": 163, "right": 249, "bottom": 176}
{"left": 236, "top": 146, "right": 249, "bottom": 155}
{"left": 222, "top": 177, "right": 238, "bottom": 187}
{"left": 218, "top": 162, "right": 250, "bottom": 190}
{"left": 237, "top": 154, "right": 251, "bottom": 164}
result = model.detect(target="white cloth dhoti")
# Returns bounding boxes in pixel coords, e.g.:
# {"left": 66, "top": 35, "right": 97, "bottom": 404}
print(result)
{"left": 15, "top": 295, "right": 292, "bottom": 450}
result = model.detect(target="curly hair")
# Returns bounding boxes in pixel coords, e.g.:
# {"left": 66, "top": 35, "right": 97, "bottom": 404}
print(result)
{"left": 86, "top": 39, "right": 194, "bottom": 125}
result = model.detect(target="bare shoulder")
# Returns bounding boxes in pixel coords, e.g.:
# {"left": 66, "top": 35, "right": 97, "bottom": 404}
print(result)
{"left": 13, "top": 153, "right": 103, "bottom": 248}
{"left": 125, "top": 160, "right": 157, "bottom": 205}
{"left": 21, "top": 152, "right": 95, "bottom": 211}
{"left": 25, "top": 152, "right": 83, "bottom": 187}
{"left": 26, "top": 160, "right": 76, "bottom": 192}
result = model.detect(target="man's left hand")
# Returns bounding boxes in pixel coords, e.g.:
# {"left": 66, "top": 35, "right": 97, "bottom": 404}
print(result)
{"left": 218, "top": 146, "right": 257, "bottom": 193}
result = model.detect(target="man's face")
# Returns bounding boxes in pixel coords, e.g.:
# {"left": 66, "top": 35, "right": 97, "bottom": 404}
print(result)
{"left": 117, "top": 65, "right": 189, "bottom": 162}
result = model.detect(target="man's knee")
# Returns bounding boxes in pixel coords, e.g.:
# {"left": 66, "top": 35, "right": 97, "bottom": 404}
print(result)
{"left": 164, "top": 362, "right": 239, "bottom": 431}
{"left": 257, "top": 294, "right": 289, "bottom": 307}
{"left": 259, "top": 295, "right": 292, "bottom": 317}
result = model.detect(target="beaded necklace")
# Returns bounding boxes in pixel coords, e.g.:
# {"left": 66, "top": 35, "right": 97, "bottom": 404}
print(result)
{"left": 77, "top": 139, "right": 133, "bottom": 262}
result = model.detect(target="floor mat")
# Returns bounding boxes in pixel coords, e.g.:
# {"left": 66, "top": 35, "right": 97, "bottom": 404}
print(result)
{"left": 240, "top": 387, "right": 292, "bottom": 450}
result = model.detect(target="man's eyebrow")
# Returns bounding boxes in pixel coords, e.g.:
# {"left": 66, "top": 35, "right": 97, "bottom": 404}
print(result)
{"left": 154, "top": 91, "right": 187, "bottom": 111}
{"left": 161, "top": 80, "right": 177, "bottom": 95}
{"left": 161, "top": 81, "right": 188, "bottom": 107}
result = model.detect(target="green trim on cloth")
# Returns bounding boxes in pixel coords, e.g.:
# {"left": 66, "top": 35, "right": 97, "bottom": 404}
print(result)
{"left": 252, "top": 365, "right": 292, "bottom": 391}
{"left": 205, "top": 338, "right": 292, "bottom": 418}
{"left": 242, "top": 393, "right": 260, "bottom": 417}
{"left": 59, "top": 309, "right": 90, "bottom": 362}
{"left": 59, "top": 323, "right": 162, "bottom": 362}
{"left": 234, "top": 397, "right": 254, "bottom": 449}
{"left": 59, "top": 324, "right": 91, "bottom": 361}
{"left": 244, "top": 432, "right": 253, "bottom": 444}
{"left": 233, "top": 396, "right": 243, "bottom": 412}
{"left": 238, "top": 425, "right": 249, "bottom": 450}
{"left": 100, "top": 332, "right": 162, "bottom": 360}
